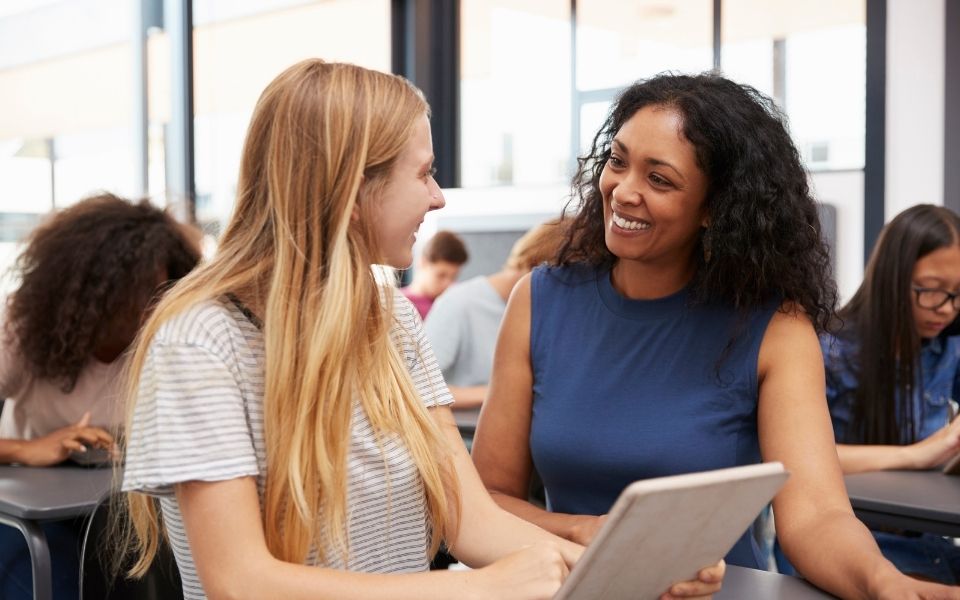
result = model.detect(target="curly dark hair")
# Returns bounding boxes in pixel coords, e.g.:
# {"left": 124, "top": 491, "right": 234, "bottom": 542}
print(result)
{"left": 559, "top": 72, "right": 837, "bottom": 332}
{"left": 4, "top": 193, "right": 201, "bottom": 392}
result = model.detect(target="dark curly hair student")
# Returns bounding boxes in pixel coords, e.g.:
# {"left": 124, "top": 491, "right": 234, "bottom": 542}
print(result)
{"left": 0, "top": 192, "right": 202, "bottom": 467}
{"left": 6, "top": 193, "right": 201, "bottom": 393}
{"left": 559, "top": 73, "right": 837, "bottom": 333}
{"left": 473, "top": 72, "right": 960, "bottom": 599}
{"left": 0, "top": 192, "right": 201, "bottom": 600}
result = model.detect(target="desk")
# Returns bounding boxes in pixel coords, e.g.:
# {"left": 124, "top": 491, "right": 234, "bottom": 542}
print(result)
{"left": 0, "top": 465, "right": 113, "bottom": 600}
{"left": 453, "top": 406, "right": 480, "bottom": 436}
{"left": 845, "top": 470, "right": 960, "bottom": 537}
{"left": 717, "top": 566, "right": 835, "bottom": 599}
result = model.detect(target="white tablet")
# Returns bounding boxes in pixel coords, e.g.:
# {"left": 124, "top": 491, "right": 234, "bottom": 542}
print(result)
{"left": 943, "top": 452, "right": 960, "bottom": 475}
{"left": 554, "top": 462, "right": 789, "bottom": 600}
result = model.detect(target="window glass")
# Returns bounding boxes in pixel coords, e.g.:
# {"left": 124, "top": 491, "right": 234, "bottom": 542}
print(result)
{"left": 193, "top": 0, "right": 391, "bottom": 230}
{"left": 721, "top": 0, "right": 866, "bottom": 171}
{"left": 0, "top": 0, "right": 136, "bottom": 286}
{"left": 576, "top": 0, "right": 714, "bottom": 91}
{"left": 460, "top": 0, "right": 571, "bottom": 187}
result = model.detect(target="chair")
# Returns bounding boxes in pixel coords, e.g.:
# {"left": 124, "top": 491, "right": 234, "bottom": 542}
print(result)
{"left": 79, "top": 494, "right": 183, "bottom": 600}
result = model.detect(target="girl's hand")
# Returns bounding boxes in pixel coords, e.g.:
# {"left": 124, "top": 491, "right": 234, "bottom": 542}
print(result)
{"left": 567, "top": 514, "right": 607, "bottom": 546}
{"left": 14, "top": 412, "right": 114, "bottom": 466}
{"left": 466, "top": 541, "right": 568, "bottom": 600}
{"left": 659, "top": 560, "right": 726, "bottom": 600}
{"left": 906, "top": 416, "right": 960, "bottom": 469}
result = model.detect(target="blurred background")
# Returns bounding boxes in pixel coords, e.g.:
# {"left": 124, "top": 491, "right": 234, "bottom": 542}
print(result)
{"left": 0, "top": 0, "right": 955, "bottom": 299}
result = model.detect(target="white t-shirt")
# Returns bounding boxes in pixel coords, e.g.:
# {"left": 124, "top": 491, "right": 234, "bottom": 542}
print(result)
{"left": 122, "top": 290, "right": 453, "bottom": 600}
{"left": 0, "top": 327, "right": 122, "bottom": 439}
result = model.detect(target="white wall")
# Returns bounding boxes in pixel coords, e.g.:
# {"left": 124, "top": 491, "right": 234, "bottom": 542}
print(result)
{"left": 885, "top": 0, "right": 946, "bottom": 220}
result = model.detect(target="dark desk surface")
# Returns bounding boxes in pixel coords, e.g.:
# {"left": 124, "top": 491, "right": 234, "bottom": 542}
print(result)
{"left": 453, "top": 406, "right": 480, "bottom": 435}
{"left": 0, "top": 464, "right": 113, "bottom": 520}
{"left": 718, "top": 566, "right": 835, "bottom": 599}
{"left": 845, "top": 470, "right": 960, "bottom": 537}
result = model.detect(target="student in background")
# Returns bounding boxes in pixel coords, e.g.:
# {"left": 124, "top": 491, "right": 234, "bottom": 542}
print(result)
{"left": 424, "top": 219, "right": 566, "bottom": 409}
{"left": 0, "top": 193, "right": 201, "bottom": 599}
{"left": 472, "top": 72, "right": 960, "bottom": 599}
{"left": 401, "top": 230, "right": 468, "bottom": 318}
{"left": 820, "top": 204, "right": 960, "bottom": 583}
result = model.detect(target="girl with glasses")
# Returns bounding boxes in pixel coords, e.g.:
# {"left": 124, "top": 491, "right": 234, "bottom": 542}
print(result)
{"left": 821, "top": 203, "right": 960, "bottom": 583}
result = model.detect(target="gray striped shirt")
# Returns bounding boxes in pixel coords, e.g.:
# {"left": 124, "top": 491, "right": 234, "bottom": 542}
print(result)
{"left": 122, "top": 290, "right": 454, "bottom": 600}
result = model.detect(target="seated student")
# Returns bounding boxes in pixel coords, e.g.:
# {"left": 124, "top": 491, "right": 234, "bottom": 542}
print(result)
{"left": 119, "top": 59, "right": 723, "bottom": 600}
{"left": 820, "top": 204, "right": 960, "bottom": 583}
{"left": 424, "top": 219, "right": 566, "bottom": 409}
{"left": 472, "top": 72, "right": 960, "bottom": 599}
{"left": 0, "top": 193, "right": 201, "bottom": 599}
{"left": 401, "top": 230, "right": 468, "bottom": 318}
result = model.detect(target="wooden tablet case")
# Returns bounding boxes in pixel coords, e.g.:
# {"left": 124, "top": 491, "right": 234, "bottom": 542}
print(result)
{"left": 554, "top": 462, "right": 789, "bottom": 600}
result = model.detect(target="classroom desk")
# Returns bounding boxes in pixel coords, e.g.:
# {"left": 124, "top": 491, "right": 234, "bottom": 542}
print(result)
{"left": 717, "top": 566, "right": 835, "bottom": 599}
{"left": 0, "top": 465, "right": 113, "bottom": 600}
{"left": 453, "top": 406, "right": 480, "bottom": 436}
{"left": 845, "top": 470, "right": 960, "bottom": 537}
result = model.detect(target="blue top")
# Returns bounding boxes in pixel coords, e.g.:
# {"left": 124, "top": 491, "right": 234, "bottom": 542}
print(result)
{"left": 822, "top": 332, "right": 960, "bottom": 443}
{"left": 528, "top": 265, "right": 780, "bottom": 569}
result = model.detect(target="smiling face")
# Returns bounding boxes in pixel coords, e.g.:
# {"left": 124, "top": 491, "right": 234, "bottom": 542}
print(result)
{"left": 369, "top": 114, "right": 445, "bottom": 269}
{"left": 911, "top": 243, "right": 960, "bottom": 339}
{"left": 599, "top": 105, "right": 709, "bottom": 273}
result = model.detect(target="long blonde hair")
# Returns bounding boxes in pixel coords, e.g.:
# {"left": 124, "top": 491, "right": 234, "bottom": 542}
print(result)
{"left": 123, "top": 59, "right": 460, "bottom": 575}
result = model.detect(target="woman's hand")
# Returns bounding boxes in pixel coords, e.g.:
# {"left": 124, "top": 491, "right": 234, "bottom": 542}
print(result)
{"left": 905, "top": 416, "right": 960, "bottom": 470}
{"left": 659, "top": 560, "right": 725, "bottom": 600}
{"left": 567, "top": 514, "right": 607, "bottom": 546}
{"left": 13, "top": 412, "right": 113, "bottom": 466}
{"left": 869, "top": 565, "right": 960, "bottom": 599}
{"left": 465, "top": 541, "right": 569, "bottom": 600}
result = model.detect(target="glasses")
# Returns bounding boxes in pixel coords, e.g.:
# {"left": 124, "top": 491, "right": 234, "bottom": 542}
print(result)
{"left": 912, "top": 285, "right": 960, "bottom": 311}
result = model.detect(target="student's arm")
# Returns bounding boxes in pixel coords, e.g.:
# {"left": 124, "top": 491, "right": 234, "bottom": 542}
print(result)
{"left": 471, "top": 275, "right": 723, "bottom": 599}
{"left": 0, "top": 411, "right": 112, "bottom": 466}
{"left": 448, "top": 385, "right": 486, "bottom": 409}
{"left": 836, "top": 416, "right": 960, "bottom": 473}
{"left": 177, "top": 476, "right": 569, "bottom": 600}
{"left": 758, "top": 305, "right": 960, "bottom": 599}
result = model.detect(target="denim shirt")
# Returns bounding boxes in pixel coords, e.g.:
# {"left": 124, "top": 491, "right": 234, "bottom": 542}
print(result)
{"left": 822, "top": 333, "right": 960, "bottom": 443}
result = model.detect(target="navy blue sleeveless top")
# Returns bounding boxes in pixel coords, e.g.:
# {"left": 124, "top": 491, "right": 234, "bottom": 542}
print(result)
{"left": 529, "top": 265, "right": 780, "bottom": 569}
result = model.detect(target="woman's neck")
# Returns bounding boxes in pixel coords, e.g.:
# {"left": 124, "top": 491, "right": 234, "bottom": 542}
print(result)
{"left": 610, "top": 258, "right": 696, "bottom": 300}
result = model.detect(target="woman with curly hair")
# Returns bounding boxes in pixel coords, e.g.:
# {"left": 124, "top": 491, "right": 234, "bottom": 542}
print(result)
{"left": 472, "top": 73, "right": 960, "bottom": 598}
{"left": 0, "top": 193, "right": 201, "bottom": 599}
{"left": 821, "top": 204, "right": 960, "bottom": 582}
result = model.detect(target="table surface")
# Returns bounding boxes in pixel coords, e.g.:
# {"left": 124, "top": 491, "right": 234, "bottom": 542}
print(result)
{"left": 717, "top": 566, "right": 835, "bottom": 599}
{"left": 453, "top": 406, "right": 480, "bottom": 434}
{"left": 0, "top": 464, "right": 114, "bottom": 520}
{"left": 845, "top": 469, "right": 960, "bottom": 536}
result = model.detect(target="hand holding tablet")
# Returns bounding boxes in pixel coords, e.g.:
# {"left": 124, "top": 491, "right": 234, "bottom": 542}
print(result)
{"left": 554, "top": 462, "right": 789, "bottom": 600}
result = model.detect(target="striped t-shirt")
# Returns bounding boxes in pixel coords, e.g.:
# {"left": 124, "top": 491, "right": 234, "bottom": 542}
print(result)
{"left": 121, "top": 289, "right": 454, "bottom": 600}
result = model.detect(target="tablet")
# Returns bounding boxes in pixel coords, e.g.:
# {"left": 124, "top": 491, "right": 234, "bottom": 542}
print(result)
{"left": 554, "top": 462, "right": 789, "bottom": 600}
{"left": 943, "top": 452, "right": 960, "bottom": 475}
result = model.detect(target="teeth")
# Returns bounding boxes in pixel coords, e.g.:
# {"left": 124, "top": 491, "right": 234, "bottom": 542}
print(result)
{"left": 612, "top": 213, "right": 651, "bottom": 231}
